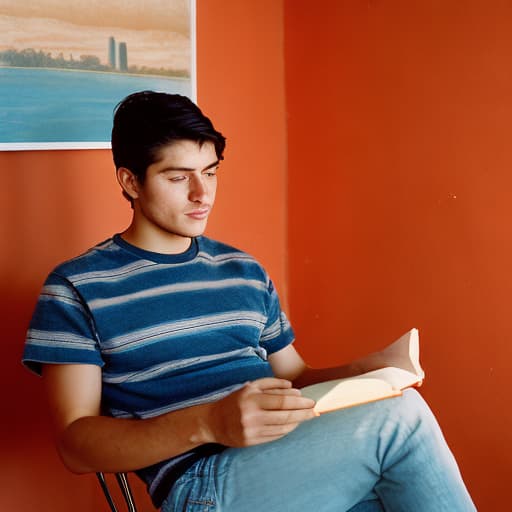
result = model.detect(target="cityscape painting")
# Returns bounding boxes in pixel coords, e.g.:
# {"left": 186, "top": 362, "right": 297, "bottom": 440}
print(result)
{"left": 0, "top": 0, "right": 195, "bottom": 150}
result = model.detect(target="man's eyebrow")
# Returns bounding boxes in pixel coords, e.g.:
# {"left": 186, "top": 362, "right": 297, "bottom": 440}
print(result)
{"left": 158, "top": 160, "right": 220, "bottom": 173}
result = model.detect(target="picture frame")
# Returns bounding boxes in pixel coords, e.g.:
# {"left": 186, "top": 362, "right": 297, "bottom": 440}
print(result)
{"left": 0, "top": 0, "right": 196, "bottom": 151}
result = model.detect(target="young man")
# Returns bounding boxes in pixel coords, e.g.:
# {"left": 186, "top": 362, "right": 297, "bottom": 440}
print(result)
{"left": 23, "top": 91, "right": 475, "bottom": 512}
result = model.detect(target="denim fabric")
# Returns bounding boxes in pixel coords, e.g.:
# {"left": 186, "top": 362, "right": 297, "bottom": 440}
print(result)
{"left": 161, "top": 390, "right": 475, "bottom": 512}
{"left": 347, "top": 500, "right": 384, "bottom": 512}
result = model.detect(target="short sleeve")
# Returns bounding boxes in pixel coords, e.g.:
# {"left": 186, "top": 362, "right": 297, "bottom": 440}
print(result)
{"left": 259, "top": 279, "right": 295, "bottom": 355}
{"left": 22, "top": 272, "right": 104, "bottom": 375}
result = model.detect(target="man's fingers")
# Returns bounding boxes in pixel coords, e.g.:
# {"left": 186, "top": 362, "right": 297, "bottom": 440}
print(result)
{"left": 215, "top": 379, "right": 317, "bottom": 448}
{"left": 263, "top": 387, "right": 301, "bottom": 396}
{"left": 248, "top": 377, "right": 293, "bottom": 392}
{"left": 244, "top": 379, "right": 316, "bottom": 411}
{"left": 245, "top": 410, "right": 316, "bottom": 444}
{"left": 257, "top": 392, "right": 315, "bottom": 411}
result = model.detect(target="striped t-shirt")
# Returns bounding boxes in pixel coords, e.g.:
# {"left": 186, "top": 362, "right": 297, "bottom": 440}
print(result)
{"left": 23, "top": 234, "right": 295, "bottom": 505}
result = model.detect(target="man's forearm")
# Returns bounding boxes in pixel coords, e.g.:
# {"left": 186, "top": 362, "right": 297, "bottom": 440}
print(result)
{"left": 293, "top": 350, "right": 386, "bottom": 389}
{"left": 57, "top": 402, "right": 215, "bottom": 474}
{"left": 55, "top": 377, "right": 315, "bottom": 475}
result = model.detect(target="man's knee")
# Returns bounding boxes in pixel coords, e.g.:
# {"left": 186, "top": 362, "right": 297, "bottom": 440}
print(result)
{"left": 385, "top": 388, "right": 443, "bottom": 444}
{"left": 399, "top": 389, "right": 435, "bottom": 422}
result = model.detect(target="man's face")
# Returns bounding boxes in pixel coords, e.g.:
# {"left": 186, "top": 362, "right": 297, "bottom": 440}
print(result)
{"left": 131, "top": 139, "right": 219, "bottom": 249}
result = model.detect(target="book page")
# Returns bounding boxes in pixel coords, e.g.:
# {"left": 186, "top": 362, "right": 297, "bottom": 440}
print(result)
{"left": 382, "top": 329, "right": 422, "bottom": 375}
{"left": 302, "top": 377, "right": 401, "bottom": 414}
{"left": 299, "top": 328, "right": 424, "bottom": 414}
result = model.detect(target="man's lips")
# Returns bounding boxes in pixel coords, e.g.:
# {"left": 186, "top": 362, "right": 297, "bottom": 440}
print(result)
{"left": 185, "top": 207, "right": 210, "bottom": 220}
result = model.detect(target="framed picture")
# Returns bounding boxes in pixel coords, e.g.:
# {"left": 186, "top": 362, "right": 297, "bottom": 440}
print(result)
{"left": 0, "top": 0, "right": 196, "bottom": 150}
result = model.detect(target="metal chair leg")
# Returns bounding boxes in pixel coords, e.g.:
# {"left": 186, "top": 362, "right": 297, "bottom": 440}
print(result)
{"left": 96, "top": 472, "right": 137, "bottom": 512}
{"left": 116, "top": 472, "right": 138, "bottom": 512}
{"left": 96, "top": 472, "right": 119, "bottom": 512}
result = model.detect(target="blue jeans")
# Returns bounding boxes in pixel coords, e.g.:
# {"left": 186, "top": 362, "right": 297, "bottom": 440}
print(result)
{"left": 162, "top": 390, "right": 475, "bottom": 511}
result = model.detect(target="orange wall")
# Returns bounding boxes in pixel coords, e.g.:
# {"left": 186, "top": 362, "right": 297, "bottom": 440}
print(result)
{"left": 1, "top": 1, "right": 286, "bottom": 511}
{"left": 3, "top": 0, "right": 508, "bottom": 510}
{"left": 285, "top": 1, "right": 511, "bottom": 509}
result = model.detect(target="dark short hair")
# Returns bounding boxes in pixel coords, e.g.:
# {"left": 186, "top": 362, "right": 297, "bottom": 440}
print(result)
{"left": 111, "top": 91, "right": 226, "bottom": 200}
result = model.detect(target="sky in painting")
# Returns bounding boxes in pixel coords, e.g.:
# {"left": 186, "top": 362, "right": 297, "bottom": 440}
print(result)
{"left": 0, "top": 0, "right": 191, "bottom": 72}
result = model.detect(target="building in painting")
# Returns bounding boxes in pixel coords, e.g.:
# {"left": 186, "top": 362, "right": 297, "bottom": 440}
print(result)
{"left": 119, "top": 42, "right": 128, "bottom": 72}
{"left": 109, "top": 37, "right": 116, "bottom": 69}
{"left": 107, "top": 37, "right": 128, "bottom": 71}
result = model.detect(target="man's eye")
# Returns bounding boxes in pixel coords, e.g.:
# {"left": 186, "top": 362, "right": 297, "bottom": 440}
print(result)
{"left": 169, "top": 176, "right": 187, "bottom": 182}
{"left": 204, "top": 167, "right": 219, "bottom": 177}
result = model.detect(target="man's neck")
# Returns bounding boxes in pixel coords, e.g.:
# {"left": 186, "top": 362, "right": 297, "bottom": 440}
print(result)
{"left": 120, "top": 224, "right": 193, "bottom": 255}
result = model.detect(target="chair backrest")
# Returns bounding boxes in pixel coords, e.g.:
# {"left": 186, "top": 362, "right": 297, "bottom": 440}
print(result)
{"left": 96, "top": 472, "right": 138, "bottom": 512}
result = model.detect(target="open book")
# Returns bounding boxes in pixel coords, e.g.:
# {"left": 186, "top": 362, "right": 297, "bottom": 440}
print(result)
{"left": 301, "top": 329, "right": 424, "bottom": 414}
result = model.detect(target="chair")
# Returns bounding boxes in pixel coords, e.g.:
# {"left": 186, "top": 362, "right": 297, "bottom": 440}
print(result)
{"left": 96, "top": 472, "right": 138, "bottom": 512}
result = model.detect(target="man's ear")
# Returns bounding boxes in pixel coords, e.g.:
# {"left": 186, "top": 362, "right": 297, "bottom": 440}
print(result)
{"left": 116, "top": 167, "right": 140, "bottom": 200}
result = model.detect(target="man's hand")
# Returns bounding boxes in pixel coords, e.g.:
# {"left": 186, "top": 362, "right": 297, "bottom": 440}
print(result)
{"left": 204, "top": 377, "right": 316, "bottom": 447}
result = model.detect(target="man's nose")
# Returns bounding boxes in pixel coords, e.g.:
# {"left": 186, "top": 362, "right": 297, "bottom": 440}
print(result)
{"left": 189, "top": 175, "right": 208, "bottom": 202}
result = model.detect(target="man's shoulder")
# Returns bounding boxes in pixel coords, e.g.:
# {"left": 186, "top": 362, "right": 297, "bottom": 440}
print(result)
{"left": 50, "top": 236, "right": 125, "bottom": 280}
{"left": 197, "top": 237, "right": 269, "bottom": 280}
{"left": 198, "top": 236, "right": 259, "bottom": 263}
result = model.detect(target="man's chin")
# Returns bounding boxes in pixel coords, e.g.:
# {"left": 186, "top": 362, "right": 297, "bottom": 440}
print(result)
{"left": 178, "top": 226, "right": 208, "bottom": 239}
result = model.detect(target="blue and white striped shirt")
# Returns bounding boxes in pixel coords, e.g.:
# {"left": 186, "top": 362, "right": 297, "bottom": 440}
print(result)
{"left": 23, "top": 234, "right": 295, "bottom": 504}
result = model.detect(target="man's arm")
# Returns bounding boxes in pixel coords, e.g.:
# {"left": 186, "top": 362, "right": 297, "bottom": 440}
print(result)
{"left": 43, "top": 363, "right": 315, "bottom": 474}
{"left": 269, "top": 344, "right": 389, "bottom": 389}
